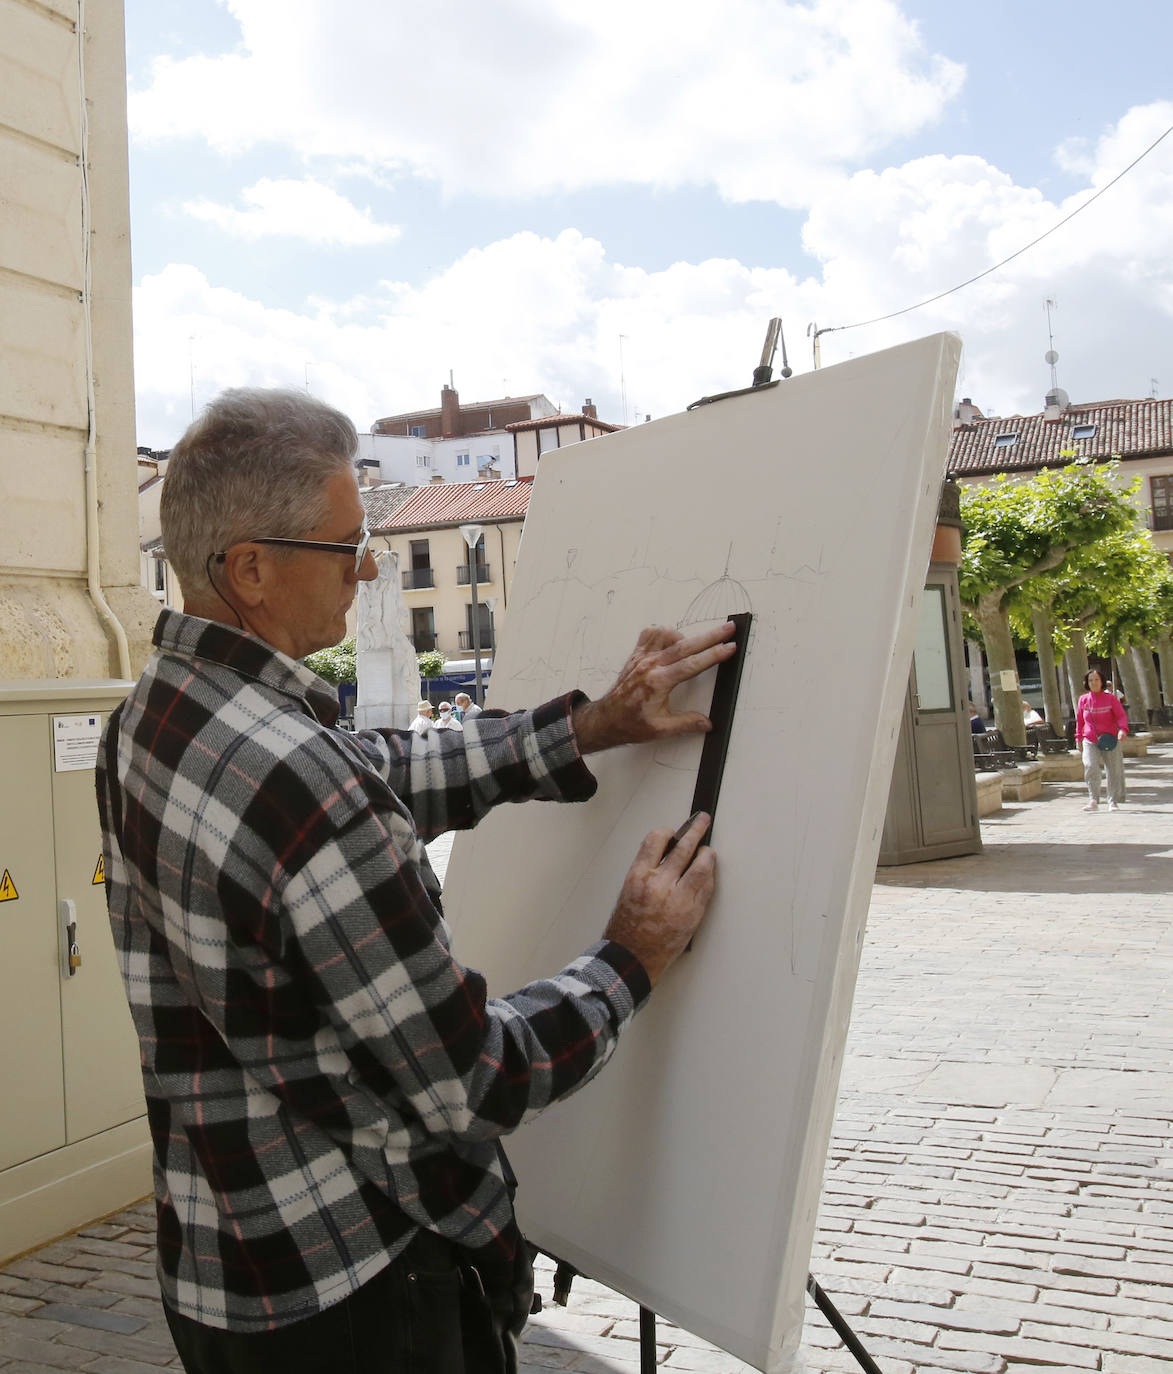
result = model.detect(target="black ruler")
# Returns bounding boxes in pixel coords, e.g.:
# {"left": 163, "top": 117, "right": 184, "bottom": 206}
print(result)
{"left": 690, "top": 611, "right": 752, "bottom": 846}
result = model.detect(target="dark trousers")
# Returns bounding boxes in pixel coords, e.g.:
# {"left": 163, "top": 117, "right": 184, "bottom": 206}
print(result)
{"left": 163, "top": 1229, "right": 534, "bottom": 1374}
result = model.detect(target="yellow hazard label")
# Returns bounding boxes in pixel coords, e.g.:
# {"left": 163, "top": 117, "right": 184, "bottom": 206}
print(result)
{"left": 0, "top": 869, "right": 18, "bottom": 902}
{"left": 92, "top": 855, "right": 106, "bottom": 886}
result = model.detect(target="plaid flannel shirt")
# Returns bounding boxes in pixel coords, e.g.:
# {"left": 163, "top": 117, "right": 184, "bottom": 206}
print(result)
{"left": 96, "top": 610, "right": 650, "bottom": 1332}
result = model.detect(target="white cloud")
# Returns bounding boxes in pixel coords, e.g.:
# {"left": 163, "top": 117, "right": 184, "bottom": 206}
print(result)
{"left": 802, "top": 101, "right": 1173, "bottom": 413}
{"left": 127, "top": 0, "right": 963, "bottom": 209}
{"left": 132, "top": 103, "right": 1173, "bottom": 448}
{"left": 182, "top": 177, "right": 402, "bottom": 245}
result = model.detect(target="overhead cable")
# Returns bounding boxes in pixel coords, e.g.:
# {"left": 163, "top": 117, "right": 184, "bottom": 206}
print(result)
{"left": 818, "top": 121, "right": 1173, "bottom": 339}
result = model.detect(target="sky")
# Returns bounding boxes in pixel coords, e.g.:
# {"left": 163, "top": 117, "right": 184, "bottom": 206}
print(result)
{"left": 123, "top": 0, "right": 1173, "bottom": 450}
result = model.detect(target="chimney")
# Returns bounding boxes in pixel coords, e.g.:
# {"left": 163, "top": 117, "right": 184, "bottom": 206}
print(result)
{"left": 954, "top": 397, "right": 978, "bottom": 427}
{"left": 582, "top": 398, "right": 598, "bottom": 420}
{"left": 440, "top": 384, "right": 460, "bottom": 436}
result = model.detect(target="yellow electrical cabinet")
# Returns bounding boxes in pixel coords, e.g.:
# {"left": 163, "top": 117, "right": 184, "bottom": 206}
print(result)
{"left": 0, "top": 681, "right": 151, "bottom": 1261}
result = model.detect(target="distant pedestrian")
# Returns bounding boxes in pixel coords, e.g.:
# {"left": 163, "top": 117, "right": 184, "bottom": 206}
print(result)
{"left": 1022, "top": 703, "right": 1044, "bottom": 726}
{"left": 455, "top": 691, "right": 482, "bottom": 722}
{"left": 435, "top": 701, "right": 463, "bottom": 731}
{"left": 1076, "top": 669, "right": 1128, "bottom": 811}
{"left": 410, "top": 700, "right": 434, "bottom": 734}
{"left": 968, "top": 702, "right": 986, "bottom": 735}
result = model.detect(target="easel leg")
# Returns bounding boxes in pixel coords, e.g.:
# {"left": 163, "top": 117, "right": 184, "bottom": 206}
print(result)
{"left": 639, "top": 1306, "right": 657, "bottom": 1373}
{"left": 806, "top": 1274, "right": 883, "bottom": 1374}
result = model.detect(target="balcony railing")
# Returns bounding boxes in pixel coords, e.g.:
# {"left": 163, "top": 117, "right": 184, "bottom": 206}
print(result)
{"left": 412, "top": 633, "right": 437, "bottom": 652}
{"left": 455, "top": 563, "right": 491, "bottom": 585}
{"left": 402, "top": 568, "right": 435, "bottom": 589}
{"left": 459, "top": 629, "right": 496, "bottom": 651}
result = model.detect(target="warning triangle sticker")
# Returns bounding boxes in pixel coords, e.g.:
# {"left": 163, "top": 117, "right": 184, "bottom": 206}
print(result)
{"left": 92, "top": 855, "right": 106, "bottom": 885}
{"left": 0, "top": 869, "right": 18, "bottom": 902}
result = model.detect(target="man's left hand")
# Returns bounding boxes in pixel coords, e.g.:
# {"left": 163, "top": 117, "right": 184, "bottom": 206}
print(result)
{"left": 572, "top": 622, "right": 737, "bottom": 755}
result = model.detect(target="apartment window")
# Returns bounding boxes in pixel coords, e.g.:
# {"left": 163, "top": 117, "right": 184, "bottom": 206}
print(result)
{"left": 409, "top": 424, "right": 427, "bottom": 438}
{"left": 1071, "top": 424, "right": 1097, "bottom": 441}
{"left": 457, "top": 534, "right": 489, "bottom": 585}
{"left": 993, "top": 432, "right": 1018, "bottom": 448}
{"left": 416, "top": 453, "right": 430, "bottom": 468}
{"left": 456, "top": 452, "right": 470, "bottom": 467}
{"left": 460, "top": 602, "right": 494, "bottom": 651}
{"left": 152, "top": 558, "right": 166, "bottom": 593}
{"left": 411, "top": 607, "right": 436, "bottom": 652}
{"left": 1152, "top": 474, "right": 1173, "bottom": 532}
{"left": 402, "top": 539, "right": 435, "bottom": 589}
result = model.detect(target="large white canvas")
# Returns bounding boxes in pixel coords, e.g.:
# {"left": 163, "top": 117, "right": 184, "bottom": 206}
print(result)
{"left": 442, "top": 334, "right": 961, "bottom": 1371}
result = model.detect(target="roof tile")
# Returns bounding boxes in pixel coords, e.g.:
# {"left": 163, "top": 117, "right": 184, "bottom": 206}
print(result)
{"left": 949, "top": 398, "right": 1173, "bottom": 475}
{"left": 368, "top": 478, "right": 532, "bottom": 532}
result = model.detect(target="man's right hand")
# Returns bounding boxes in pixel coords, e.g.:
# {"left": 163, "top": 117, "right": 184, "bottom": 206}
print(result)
{"left": 604, "top": 813, "right": 716, "bottom": 986}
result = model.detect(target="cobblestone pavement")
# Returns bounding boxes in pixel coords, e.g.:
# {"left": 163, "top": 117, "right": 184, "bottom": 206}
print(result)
{"left": 3, "top": 749, "right": 1170, "bottom": 1372}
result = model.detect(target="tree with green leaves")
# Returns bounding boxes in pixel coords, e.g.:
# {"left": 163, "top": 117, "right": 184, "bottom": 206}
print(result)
{"left": 303, "top": 637, "right": 357, "bottom": 685}
{"left": 959, "top": 462, "right": 1138, "bottom": 747}
{"left": 1007, "top": 528, "right": 1156, "bottom": 729}
{"left": 417, "top": 649, "right": 445, "bottom": 699}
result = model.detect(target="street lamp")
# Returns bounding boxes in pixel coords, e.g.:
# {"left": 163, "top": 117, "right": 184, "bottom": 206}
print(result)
{"left": 459, "top": 523, "right": 485, "bottom": 705}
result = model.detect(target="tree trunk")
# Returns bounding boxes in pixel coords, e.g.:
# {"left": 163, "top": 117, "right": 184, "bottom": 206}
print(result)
{"left": 1158, "top": 630, "right": 1173, "bottom": 706}
{"left": 1064, "top": 629, "right": 1089, "bottom": 705}
{"left": 976, "top": 594, "right": 1026, "bottom": 747}
{"left": 1133, "top": 644, "right": 1161, "bottom": 720}
{"left": 1030, "top": 605, "right": 1064, "bottom": 732}
{"left": 1055, "top": 637, "right": 1074, "bottom": 717}
{"left": 966, "top": 637, "right": 988, "bottom": 719}
{"left": 1115, "top": 649, "right": 1144, "bottom": 723}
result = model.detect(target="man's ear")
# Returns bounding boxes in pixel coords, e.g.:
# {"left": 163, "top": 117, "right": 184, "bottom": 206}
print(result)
{"left": 221, "top": 544, "right": 265, "bottom": 608}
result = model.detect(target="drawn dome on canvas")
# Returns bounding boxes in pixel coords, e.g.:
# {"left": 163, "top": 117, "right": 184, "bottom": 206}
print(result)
{"left": 680, "top": 545, "right": 752, "bottom": 626}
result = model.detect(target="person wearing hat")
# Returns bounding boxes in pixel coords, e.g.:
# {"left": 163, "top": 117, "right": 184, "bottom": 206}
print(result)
{"left": 1075, "top": 668, "right": 1128, "bottom": 811}
{"left": 435, "top": 700, "right": 463, "bottom": 731}
{"left": 409, "top": 700, "right": 434, "bottom": 734}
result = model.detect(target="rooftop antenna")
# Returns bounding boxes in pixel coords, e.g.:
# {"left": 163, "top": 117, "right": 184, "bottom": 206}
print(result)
{"left": 618, "top": 334, "right": 629, "bottom": 426}
{"left": 1044, "top": 298, "right": 1059, "bottom": 390}
{"left": 1151, "top": 377, "right": 1160, "bottom": 399}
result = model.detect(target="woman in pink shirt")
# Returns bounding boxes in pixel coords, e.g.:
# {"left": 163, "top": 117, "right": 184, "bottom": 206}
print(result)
{"left": 1075, "top": 668, "right": 1129, "bottom": 811}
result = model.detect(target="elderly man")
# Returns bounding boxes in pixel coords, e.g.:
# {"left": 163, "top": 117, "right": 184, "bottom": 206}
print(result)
{"left": 97, "top": 389, "right": 734, "bottom": 1374}
{"left": 455, "top": 690, "right": 481, "bottom": 722}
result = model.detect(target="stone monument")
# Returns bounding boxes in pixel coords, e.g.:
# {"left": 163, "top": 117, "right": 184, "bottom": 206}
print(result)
{"left": 355, "top": 550, "right": 419, "bottom": 730}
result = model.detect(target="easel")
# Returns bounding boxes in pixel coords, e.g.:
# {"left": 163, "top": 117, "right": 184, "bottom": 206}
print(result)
{"left": 541, "top": 1259, "right": 883, "bottom": 1373}
{"left": 529, "top": 321, "right": 884, "bottom": 1373}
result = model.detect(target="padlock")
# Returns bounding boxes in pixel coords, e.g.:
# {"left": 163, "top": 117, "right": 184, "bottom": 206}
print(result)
{"left": 68, "top": 942, "right": 82, "bottom": 972}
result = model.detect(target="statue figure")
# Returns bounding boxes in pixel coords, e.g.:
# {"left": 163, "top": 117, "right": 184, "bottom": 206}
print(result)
{"left": 355, "top": 550, "right": 419, "bottom": 731}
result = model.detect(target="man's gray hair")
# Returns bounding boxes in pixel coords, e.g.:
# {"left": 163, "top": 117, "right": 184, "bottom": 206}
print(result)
{"left": 160, "top": 388, "right": 359, "bottom": 598}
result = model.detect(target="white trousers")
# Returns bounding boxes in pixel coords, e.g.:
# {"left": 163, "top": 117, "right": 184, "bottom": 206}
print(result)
{"left": 1081, "top": 739, "right": 1125, "bottom": 804}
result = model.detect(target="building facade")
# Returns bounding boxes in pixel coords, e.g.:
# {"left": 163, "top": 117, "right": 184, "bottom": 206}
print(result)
{"left": 359, "top": 387, "right": 620, "bottom": 485}
{"left": 949, "top": 394, "right": 1173, "bottom": 559}
{"left": 360, "top": 479, "right": 532, "bottom": 663}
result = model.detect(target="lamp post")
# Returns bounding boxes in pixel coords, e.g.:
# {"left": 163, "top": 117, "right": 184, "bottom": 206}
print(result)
{"left": 460, "top": 523, "right": 485, "bottom": 705}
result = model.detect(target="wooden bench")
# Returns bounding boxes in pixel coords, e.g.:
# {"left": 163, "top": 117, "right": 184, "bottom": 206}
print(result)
{"left": 972, "top": 731, "right": 1020, "bottom": 770}
{"left": 1026, "top": 722, "right": 1070, "bottom": 755}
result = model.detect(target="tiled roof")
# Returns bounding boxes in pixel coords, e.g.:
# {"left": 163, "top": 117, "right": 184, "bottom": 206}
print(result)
{"left": 361, "top": 483, "right": 418, "bottom": 528}
{"left": 505, "top": 413, "right": 623, "bottom": 434}
{"left": 369, "top": 478, "right": 533, "bottom": 532}
{"left": 949, "top": 398, "right": 1173, "bottom": 476}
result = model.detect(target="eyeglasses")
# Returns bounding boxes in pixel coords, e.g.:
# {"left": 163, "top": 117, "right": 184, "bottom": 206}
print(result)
{"left": 215, "top": 528, "right": 372, "bottom": 576}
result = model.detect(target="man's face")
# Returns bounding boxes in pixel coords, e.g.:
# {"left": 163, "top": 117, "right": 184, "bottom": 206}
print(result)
{"left": 263, "top": 468, "right": 376, "bottom": 659}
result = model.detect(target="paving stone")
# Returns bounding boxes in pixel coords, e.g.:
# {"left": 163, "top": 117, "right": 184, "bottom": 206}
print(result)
{"left": 937, "top": 1328, "right": 1100, "bottom": 1368}
{"left": 29, "top": 1304, "right": 148, "bottom": 1335}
